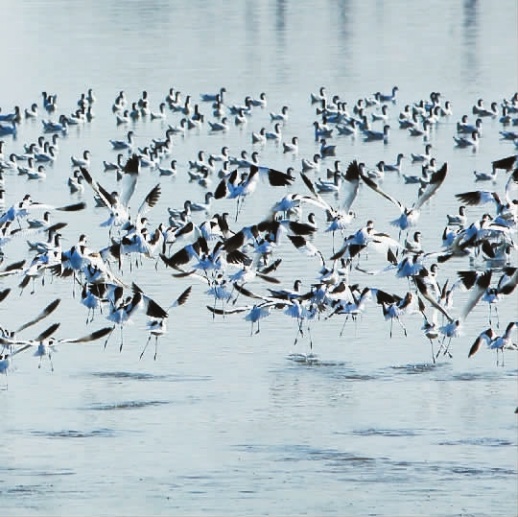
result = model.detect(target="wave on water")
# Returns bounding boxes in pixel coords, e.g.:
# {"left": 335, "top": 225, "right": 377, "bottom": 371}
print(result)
{"left": 352, "top": 427, "right": 419, "bottom": 437}
{"left": 388, "top": 362, "right": 449, "bottom": 375}
{"left": 31, "top": 428, "right": 115, "bottom": 439}
{"left": 88, "top": 371, "right": 212, "bottom": 382}
{"left": 437, "top": 437, "right": 516, "bottom": 447}
{"left": 86, "top": 400, "right": 171, "bottom": 411}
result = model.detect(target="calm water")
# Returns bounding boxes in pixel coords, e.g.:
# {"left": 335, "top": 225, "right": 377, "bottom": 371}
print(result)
{"left": 0, "top": 1, "right": 517, "bottom": 516}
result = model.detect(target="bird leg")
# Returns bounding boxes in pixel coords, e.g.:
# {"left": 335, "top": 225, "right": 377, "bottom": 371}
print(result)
{"left": 103, "top": 327, "right": 115, "bottom": 349}
{"left": 140, "top": 334, "right": 152, "bottom": 360}
{"left": 436, "top": 336, "right": 446, "bottom": 359}
{"left": 429, "top": 339, "right": 436, "bottom": 364}
{"left": 397, "top": 317, "right": 407, "bottom": 337}
{"left": 339, "top": 315, "right": 350, "bottom": 337}
{"left": 153, "top": 335, "right": 159, "bottom": 361}
{"left": 307, "top": 325, "right": 313, "bottom": 350}
{"left": 442, "top": 338, "right": 453, "bottom": 358}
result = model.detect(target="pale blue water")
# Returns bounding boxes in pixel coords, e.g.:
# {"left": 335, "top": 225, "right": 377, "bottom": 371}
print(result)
{"left": 0, "top": 1, "right": 517, "bottom": 516}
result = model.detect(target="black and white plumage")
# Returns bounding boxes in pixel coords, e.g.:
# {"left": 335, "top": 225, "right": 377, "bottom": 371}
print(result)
{"left": 468, "top": 321, "right": 518, "bottom": 365}
{"left": 0, "top": 322, "right": 113, "bottom": 371}
{"left": 359, "top": 162, "right": 448, "bottom": 236}
{"left": 133, "top": 284, "right": 192, "bottom": 360}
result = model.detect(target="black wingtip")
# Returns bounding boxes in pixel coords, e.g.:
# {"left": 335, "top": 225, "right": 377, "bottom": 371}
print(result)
{"left": 123, "top": 154, "right": 140, "bottom": 174}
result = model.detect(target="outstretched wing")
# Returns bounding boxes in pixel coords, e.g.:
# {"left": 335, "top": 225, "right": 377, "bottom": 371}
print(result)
{"left": 119, "top": 154, "right": 141, "bottom": 208}
{"left": 413, "top": 162, "right": 448, "bottom": 210}
{"left": 59, "top": 326, "right": 115, "bottom": 344}
{"left": 136, "top": 183, "right": 161, "bottom": 220}
{"left": 359, "top": 170, "right": 403, "bottom": 212}
{"left": 460, "top": 270, "right": 492, "bottom": 321}
{"left": 413, "top": 276, "right": 454, "bottom": 322}
{"left": 342, "top": 160, "right": 361, "bottom": 212}
{"left": 169, "top": 285, "right": 193, "bottom": 310}
{"left": 299, "top": 172, "right": 332, "bottom": 211}
{"left": 80, "top": 167, "right": 117, "bottom": 209}
{"left": 468, "top": 329, "right": 493, "bottom": 358}
{"left": 15, "top": 298, "right": 61, "bottom": 334}
{"left": 35, "top": 322, "right": 61, "bottom": 342}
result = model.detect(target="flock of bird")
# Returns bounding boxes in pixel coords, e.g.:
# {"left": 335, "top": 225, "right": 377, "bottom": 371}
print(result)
{"left": 0, "top": 84, "right": 517, "bottom": 386}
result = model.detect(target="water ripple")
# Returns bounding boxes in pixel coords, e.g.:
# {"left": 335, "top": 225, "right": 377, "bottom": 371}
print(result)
{"left": 388, "top": 459, "right": 517, "bottom": 479}
{"left": 388, "top": 362, "right": 448, "bottom": 375}
{"left": 285, "top": 354, "right": 376, "bottom": 380}
{"left": 86, "top": 400, "right": 171, "bottom": 411}
{"left": 352, "top": 427, "right": 419, "bottom": 437}
{"left": 89, "top": 371, "right": 212, "bottom": 382}
{"left": 234, "top": 443, "right": 377, "bottom": 468}
{"left": 437, "top": 437, "right": 516, "bottom": 447}
{"left": 31, "top": 428, "right": 116, "bottom": 439}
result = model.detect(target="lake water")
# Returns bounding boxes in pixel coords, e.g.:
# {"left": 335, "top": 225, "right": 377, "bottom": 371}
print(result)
{"left": 0, "top": 1, "right": 517, "bottom": 516}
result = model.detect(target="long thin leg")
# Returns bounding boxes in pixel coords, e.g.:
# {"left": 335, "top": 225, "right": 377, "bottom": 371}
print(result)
{"left": 442, "top": 337, "right": 453, "bottom": 358}
{"left": 397, "top": 316, "right": 407, "bottom": 336}
{"left": 307, "top": 325, "right": 313, "bottom": 350}
{"left": 339, "top": 315, "right": 349, "bottom": 337}
{"left": 236, "top": 196, "right": 241, "bottom": 222}
{"left": 436, "top": 336, "right": 446, "bottom": 359}
{"left": 293, "top": 324, "right": 300, "bottom": 346}
{"left": 153, "top": 335, "right": 159, "bottom": 361}
{"left": 140, "top": 334, "right": 152, "bottom": 360}
{"left": 103, "top": 327, "right": 115, "bottom": 349}
{"left": 429, "top": 339, "right": 436, "bottom": 364}
{"left": 119, "top": 326, "right": 124, "bottom": 352}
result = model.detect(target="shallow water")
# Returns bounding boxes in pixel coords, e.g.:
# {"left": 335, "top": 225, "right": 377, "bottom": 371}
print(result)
{"left": 0, "top": 1, "right": 517, "bottom": 516}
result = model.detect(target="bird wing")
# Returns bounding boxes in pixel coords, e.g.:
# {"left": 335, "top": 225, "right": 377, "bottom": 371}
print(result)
{"left": 206, "top": 304, "right": 252, "bottom": 316}
{"left": 342, "top": 160, "right": 361, "bottom": 212}
{"left": 299, "top": 172, "right": 332, "bottom": 211}
{"left": 29, "top": 201, "right": 86, "bottom": 212}
{"left": 132, "top": 282, "right": 168, "bottom": 319}
{"left": 15, "top": 298, "right": 61, "bottom": 334}
{"left": 233, "top": 283, "right": 271, "bottom": 301}
{"left": 454, "top": 190, "right": 497, "bottom": 207}
{"left": 413, "top": 276, "right": 454, "bottom": 322}
{"left": 0, "top": 260, "right": 26, "bottom": 278}
{"left": 359, "top": 171, "right": 403, "bottom": 212}
{"left": 255, "top": 164, "right": 295, "bottom": 187}
{"left": 504, "top": 167, "right": 518, "bottom": 206}
{"left": 255, "top": 271, "right": 281, "bottom": 284}
{"left": 80, "top": 167, "right": 116, "bottom": 209}
{"left": 413, "top": 162, "right": 448, "bottom": 210}
{"left": 35, "top": 322, "right": 61, "bottom": 342}
{"left": 460, "top": 270, "right": 492, "bottom": 321}
{"left": 0, "top": 288, "right": 10, "bottom": 303}
{"left": 59, "top": 326, "right": 115, "bottom": 344}
{"left": 169, "top": 285, "right": 193, "bottom": 310}
{"left": 135, "top": 183, "right": 161, "bottom": 220}
{"left": 259, "top": 258, "right": 283, "bottom": 276}
{"left": 119, "top": 154, "right": 140, "bottom": 208}
{"left": 468, "top": 329, "right": 493, "bottom": 358}
{"left": 492, "top": 154, "right": 517, "bottom": 172}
